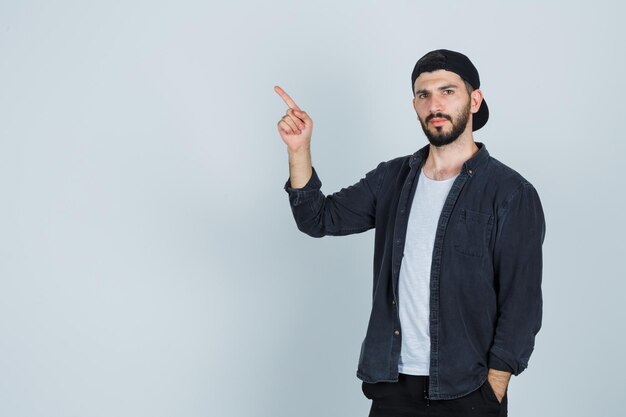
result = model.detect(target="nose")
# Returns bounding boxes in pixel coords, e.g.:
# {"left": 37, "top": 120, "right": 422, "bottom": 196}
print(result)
{"left": 429, "top": 95, "right": 445, "bottom": 115}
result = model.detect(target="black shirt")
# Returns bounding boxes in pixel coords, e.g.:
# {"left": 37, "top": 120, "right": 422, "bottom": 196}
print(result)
{"left": 284, "top": 142, "right": 546, "bottom": 400}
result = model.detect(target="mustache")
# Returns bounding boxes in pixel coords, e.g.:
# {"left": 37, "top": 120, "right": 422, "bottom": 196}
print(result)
{"left": 425, "top": 113, "right": 451, "bottom": 123}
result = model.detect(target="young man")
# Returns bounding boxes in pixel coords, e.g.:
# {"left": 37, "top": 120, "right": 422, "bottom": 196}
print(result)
{"left": 275, "top": 49, "right": 545, "bottom": 417}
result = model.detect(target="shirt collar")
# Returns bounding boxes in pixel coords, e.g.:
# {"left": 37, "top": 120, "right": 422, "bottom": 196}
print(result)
{"left": 408, "top": 142, "right": 490, "bottom": 176}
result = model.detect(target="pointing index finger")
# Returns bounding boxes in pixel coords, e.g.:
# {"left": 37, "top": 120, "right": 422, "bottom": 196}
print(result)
{"left": 274, "top": 85, "right": 302, "bottom": 111}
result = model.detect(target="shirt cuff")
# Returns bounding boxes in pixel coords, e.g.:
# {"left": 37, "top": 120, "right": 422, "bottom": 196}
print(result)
{"left": 283, "top": 167, "right": 322, "bottom": 206}
{"left": 488, "top": 353, "right": 516, "bottom": 374}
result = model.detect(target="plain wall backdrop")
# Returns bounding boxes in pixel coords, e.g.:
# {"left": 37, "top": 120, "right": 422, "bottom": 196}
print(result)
{"left": 1, "top": 1, "right": 624, "bottom": 416}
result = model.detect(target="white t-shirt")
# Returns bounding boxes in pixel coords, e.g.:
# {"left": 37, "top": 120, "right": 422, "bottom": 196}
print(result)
{"left": 397, "top": 167, "right": 458, "bottom": 375}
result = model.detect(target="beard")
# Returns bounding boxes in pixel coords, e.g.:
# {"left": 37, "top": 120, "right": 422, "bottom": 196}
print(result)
{"left": 418, "top": 98, "right": 471, "bottom": 147}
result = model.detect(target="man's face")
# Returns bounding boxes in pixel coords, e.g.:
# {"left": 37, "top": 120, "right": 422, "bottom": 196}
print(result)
{"left": 412, "top": 70, "right": 480, "bottom": 147}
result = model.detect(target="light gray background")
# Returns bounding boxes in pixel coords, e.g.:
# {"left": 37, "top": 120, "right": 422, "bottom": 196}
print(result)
{"left": 1, "top": 1, "right": 624, "bottom": 416}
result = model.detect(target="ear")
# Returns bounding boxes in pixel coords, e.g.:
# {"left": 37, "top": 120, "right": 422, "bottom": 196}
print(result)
{"left": 470, "top": 89, "right": 483, "bottom": 114}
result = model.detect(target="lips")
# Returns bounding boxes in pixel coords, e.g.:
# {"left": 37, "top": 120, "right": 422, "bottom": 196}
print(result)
{"left": 430, "top": 118, "right": 448, "bottom": 125}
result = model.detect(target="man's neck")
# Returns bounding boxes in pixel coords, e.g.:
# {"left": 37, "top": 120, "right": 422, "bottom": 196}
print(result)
{"left": 422, "top": 135, "right": 479, "bottom": 181}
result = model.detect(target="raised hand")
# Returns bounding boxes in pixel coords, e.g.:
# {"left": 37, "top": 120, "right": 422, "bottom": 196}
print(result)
{"left": 274, "top": 85, "right": 314, "bottom": 153}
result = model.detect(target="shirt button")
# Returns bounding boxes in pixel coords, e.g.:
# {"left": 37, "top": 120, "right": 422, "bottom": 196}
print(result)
{"left": 468, "top": 169, "right": 473, "bottom": 175}
{"left": 394, "top": 330, "right": 400, "bottom": 336}
{"left": 392, "top": 300, "right": 396, "bottom": 305}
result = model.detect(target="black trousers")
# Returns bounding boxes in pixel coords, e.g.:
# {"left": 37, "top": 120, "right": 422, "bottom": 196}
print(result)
{"left": 362, "top": 373, "right": 507, "bottom": 417}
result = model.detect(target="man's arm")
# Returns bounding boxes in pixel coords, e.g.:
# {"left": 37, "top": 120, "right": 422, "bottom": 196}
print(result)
{"left": 275, "top": 85, "right": 385, "bottom": 237}
{"left": 274, "top": 85, "right": 313, "bottom": 188}
{"left": 488, "top": 182, "right": 546, "bottom": 397}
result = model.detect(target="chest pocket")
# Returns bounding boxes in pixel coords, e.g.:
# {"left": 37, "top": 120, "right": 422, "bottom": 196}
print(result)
{"left": 452, "top": 208, "right": 494, "bottom": 258}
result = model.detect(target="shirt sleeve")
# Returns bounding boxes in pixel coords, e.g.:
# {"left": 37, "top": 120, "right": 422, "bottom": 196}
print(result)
{"left": 283, "top": 162, "right": 387, "bottom": 237}
{"left": 488, "top": 182, "right": 546, "bottom": 375}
